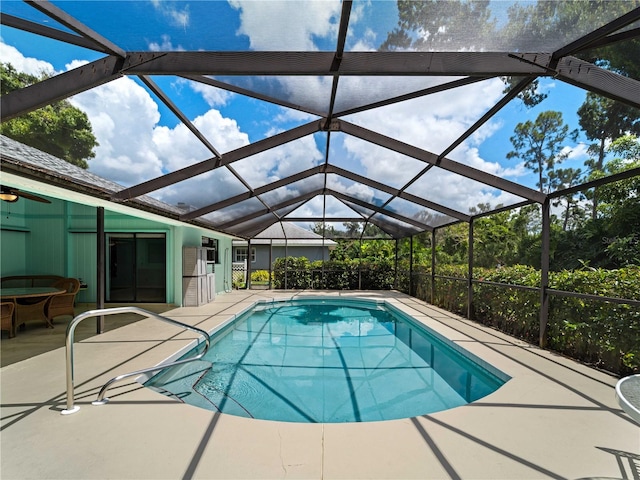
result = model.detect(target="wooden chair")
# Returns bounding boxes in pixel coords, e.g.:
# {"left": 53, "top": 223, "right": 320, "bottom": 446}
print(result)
{"left": 45, "top": 278, "right": 80, "bottom": 324}
{"left": 15, "top": 296, "right": 50, "bottom": 330}
{"left": 1, "top": 302, "right": 16, "bottom": 338}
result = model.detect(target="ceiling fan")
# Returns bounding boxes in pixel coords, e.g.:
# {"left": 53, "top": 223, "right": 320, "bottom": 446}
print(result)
{"left": 0, "top": 185, "right": 51, "bottom": 204}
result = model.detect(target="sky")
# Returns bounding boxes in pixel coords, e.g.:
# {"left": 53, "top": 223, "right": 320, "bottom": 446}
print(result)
{"left": 0, "top": 0, "right": 599, "bottom": 232}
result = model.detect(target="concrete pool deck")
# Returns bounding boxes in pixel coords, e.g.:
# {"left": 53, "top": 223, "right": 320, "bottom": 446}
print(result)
{"left": 1, "top": 290, "right": 638, "bottom": 479}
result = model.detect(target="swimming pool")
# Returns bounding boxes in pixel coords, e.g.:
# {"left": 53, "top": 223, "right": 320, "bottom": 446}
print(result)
{"left": 144, "top": 297, "right": 509, "bottom": 423}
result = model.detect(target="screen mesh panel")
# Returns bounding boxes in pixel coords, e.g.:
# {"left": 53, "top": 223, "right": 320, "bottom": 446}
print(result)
{"left": 2, "top": 0, "right": 637, "bottom": 240}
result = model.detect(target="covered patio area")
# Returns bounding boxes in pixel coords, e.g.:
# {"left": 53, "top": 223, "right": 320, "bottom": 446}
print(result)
{"left": 0, "top": 302, "right": 173, "bottom": 367}
{"left": 1, "top": 290, "right": 637, "bottom": 479}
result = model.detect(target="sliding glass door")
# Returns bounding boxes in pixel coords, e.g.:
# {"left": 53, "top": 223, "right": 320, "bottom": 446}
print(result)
{"left": 106, "top": 233, "right": 166, "bottom": 302}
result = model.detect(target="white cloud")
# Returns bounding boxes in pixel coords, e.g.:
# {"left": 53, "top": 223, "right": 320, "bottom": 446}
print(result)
{"left": 150, "top": 1, "right": 190, "bottom": 29}
{"left": 148, "top": 34, "right": 185, "bottom": 52}
{"left": 327, "top": 175, "right": 375, "bottom": 202}
{"left": 69, "top": 73, "right": 165, "bottom": 185}
{"left": 233, "top": 135, "right": 324, "bottom": 191}
{"left": 350, "top": 28, "right": 378, "bottom": 52}
{"left": 185, "top": 79, "right": 234, "bottom": 107}
{"left": 562, "top": 143, "right": 589, "bottom": 161}
{"left": 3, "top": 40, "right": 322, "bottom": 212}
{"left": 273, "top": 107, "right": 319, "bottom": 125}
{"left": 274, "top": 75, "right": 334, "bottom": 114}
{"left": 154, "top": 109, "right": 249, "bottom": 173}
{"left": 62, "top": 62, "right": 251, "bottom": 206}
{"left": 3, "top": 53, "right": 158, "bottom": 186}
{"left": 0, "top": 41, "right": 55, "bottom": 76}
{"left": 229, "top": 0, "right": 340, "bottom": 51}
{"left": 288, "top": 195, "right": 357, "bottom": 218}
{"left": 471, "top": 117, "right": 504, "bottom": 145}
{"left": 406, "top": 168, "right": 523, "bottom": 215}
{"left": 1, "top": 48, "right": 168, "bottom": 188}
{"left": 337, "top": 136, "right": 425, "bottom": 188}
{"left": 337, "top": 77, "right": 528, "bottom": 213}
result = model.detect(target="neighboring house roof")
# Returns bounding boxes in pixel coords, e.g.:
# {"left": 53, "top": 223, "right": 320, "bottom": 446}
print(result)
{"left": 232, "top": 222, "right": 336, "bottom": 247}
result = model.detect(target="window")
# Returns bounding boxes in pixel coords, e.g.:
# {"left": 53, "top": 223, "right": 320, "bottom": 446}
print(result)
{"left": 234, "top": 247, "right": 256, "bottom": 263}
{"left": 201, "top": 236, "right": 218, "bottom": 263}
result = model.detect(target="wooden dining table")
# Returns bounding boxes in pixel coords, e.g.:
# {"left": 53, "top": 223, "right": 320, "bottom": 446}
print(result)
{"left": 0, "top": 287, "right": 66, "bottom": 331}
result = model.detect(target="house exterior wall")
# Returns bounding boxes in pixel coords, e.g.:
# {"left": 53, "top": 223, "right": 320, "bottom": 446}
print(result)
{"left": 0, "top": 230, "right": 27, "bottom": 274}
{"left": 1, "top": 196, "right": 67, "bottom": 278}
{"left": 66, "top": 202, "right": 176, "bottom": 303}
{"left": 1, "top": 196, "right": 232, "bottom": 305}
{"left": 234, "top": 244, "right": 330, "bottom": 271}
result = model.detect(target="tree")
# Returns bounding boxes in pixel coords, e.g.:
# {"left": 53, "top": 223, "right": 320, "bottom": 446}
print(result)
{"left": 578, "top": 93, "right": 640, "bottom": 170}
{"left": 509, "top": 204, "right": 544, "bottom": 267}
{"left": 380, "top": 1, "right": 495, "bottom": 52}
{"left": 360, "top": 239, "right": 395, "bottom": 260}
{"left": 395, "top": 232, "right": 432, "bottom": 268}
{"left": 0, "top": 62, "right": 98, "bottom": 168}
{"left": 507, "top": 111, "right": 577, "bottom": 194}
{"left": 381, "top": 1, "right": 639, "bottom": 108}
{"left": 471, "top": 208, "right": 518, "bottom": 268}
{"left": 577, "top": 92, "right": 640, "bottom": 218}
{"left": 501, "top": 0, "right": 640, "bottom": 107}
{"left": 548, "top": 167, "right": 587, "bottom": 231}
{"left": 600, "top": 138, "right": 640, "bottom": 215}
{"left": 343, "top": 221, "right": 361, "bottom": 237}
{"left": 597, "top": 136, "right": 640, "bottom": 266}
{"left": 312, "top": 222, "right": 337, "bottom": 237}
{"left": 553, "top": 136, "right": 640, "bottom": 269}
{"left": 435, "top": 222, "right": 468, "bottom": 265}
{"left": 608, "top": 134, "right": 640, "bottom": 161}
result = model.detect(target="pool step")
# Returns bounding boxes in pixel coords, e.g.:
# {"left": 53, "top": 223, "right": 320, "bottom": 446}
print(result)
{"left": 144, "top": 360, "right": 214, "bottom": 409}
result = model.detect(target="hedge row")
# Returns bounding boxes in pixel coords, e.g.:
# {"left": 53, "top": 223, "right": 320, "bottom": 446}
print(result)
{"left": 411, "top": 264, "right": 640, "bottom": 376}
{"left": 271, "top": 257, "right": 395, "bottom": 290}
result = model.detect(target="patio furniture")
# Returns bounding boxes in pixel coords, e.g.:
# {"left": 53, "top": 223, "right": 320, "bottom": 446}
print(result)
{"left": 616, "top": 374, "right": 640, "bottom": 425}
{"left": 0, "top": 287, "right": 66, "bottom": 330}
{"left": 1, "top": 275, "right": 64, "bottom": 288}
{"left": 45, "top": 278, "right": 80, "bottom": 324}
{"left": 1, "top": 302, "right": 16, "bottom": 338}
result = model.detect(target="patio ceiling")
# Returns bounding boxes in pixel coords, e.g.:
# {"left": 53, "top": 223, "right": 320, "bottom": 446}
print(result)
{"left": 1, "top": 1, "right": 639, "bottom": 239}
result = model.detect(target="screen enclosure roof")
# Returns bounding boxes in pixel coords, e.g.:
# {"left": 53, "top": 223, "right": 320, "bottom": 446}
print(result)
{"left": 1, "top": 1, "right": 639, "bottom": 239}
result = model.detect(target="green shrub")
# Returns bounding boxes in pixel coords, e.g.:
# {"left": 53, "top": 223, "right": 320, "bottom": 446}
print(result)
{"left": 546, "top": 266, "right": 640, "bottom": 375}
{"left": 473, "top": 265, "right": 541, "bottom": 344}
{"left": 409, "top": 264, "right": 639, "bottom": 375}
{"left": 360, "top": 258, "right": 395, "bottom": 290}
{"left": 309, "top": 260, "right": 357, "bottom": 289}
{"left": 272, "top": 257, "right": 312, "bottom": 289}
{"left": 273, "top": 258, "right": 395, "bottom": 290}
{"left": 251, "top": 270, "right": 270, "bottom": 283}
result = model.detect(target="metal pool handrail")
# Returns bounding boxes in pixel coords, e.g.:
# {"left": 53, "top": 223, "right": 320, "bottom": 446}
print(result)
{"left": 61, "top": 306, "right": 211, "bottom": 415}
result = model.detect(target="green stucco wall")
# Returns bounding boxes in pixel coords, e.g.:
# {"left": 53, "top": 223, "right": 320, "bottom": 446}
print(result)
{"left": 1, "top": 196, "right": 232, "bottom": 305}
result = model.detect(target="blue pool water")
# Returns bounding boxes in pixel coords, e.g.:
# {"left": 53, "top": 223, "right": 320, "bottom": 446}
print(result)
{"left": 145, "top": 298, "right": 508, "bottom": 423}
